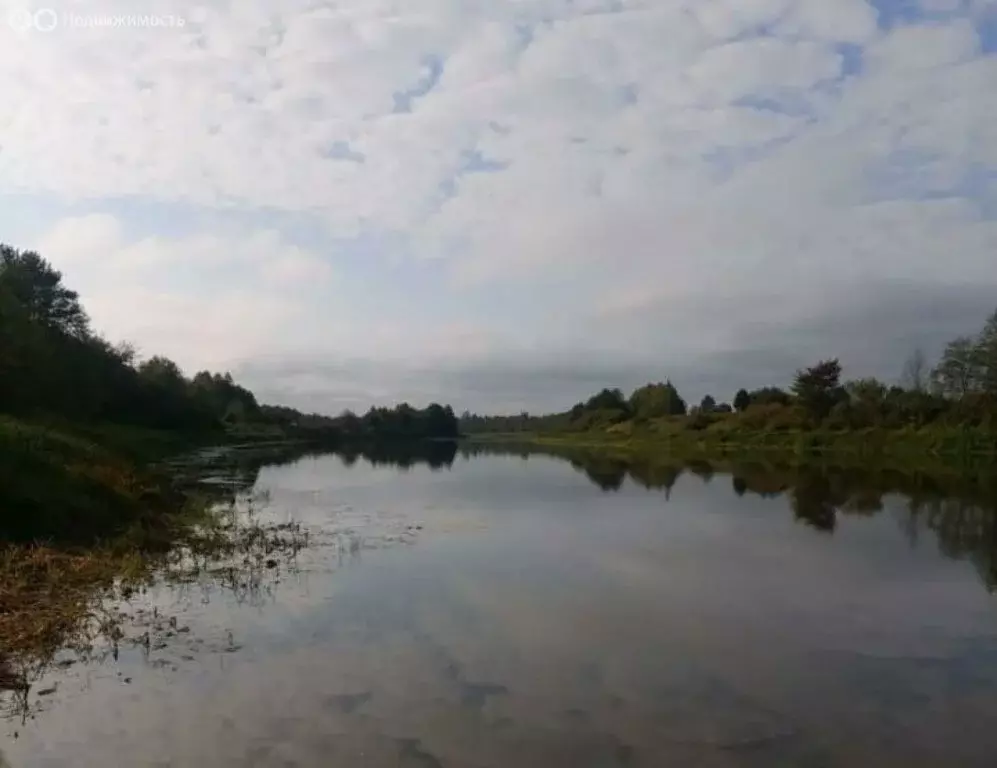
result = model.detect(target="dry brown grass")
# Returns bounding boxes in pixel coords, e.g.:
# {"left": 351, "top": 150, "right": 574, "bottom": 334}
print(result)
{"left": 0, "top": 494, "right": 309, "bottom": 707}
{"left": 0, "top": 546, "right": 144, "bottom": 681}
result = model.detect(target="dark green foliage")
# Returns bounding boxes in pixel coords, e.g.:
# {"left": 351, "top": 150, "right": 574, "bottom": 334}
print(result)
{"left": 138, "top": 356, "right": 187, "bottom": 395}
{"left": 931, "top": 309, "right": 997, "bottom": 398}
{"left": 979, "top": 309, "right": 997, "bottom": 395}
{"left": 459, "top": 410, "right": 571, "bottom": 434}
{"left": 585, "top": 388, "right": 630, "bottom": 412}
{"left": 747, "top": 387, "right": 792, "bottom": 407}
{"left": 189, "top": 370, "right": 260, "bottom": 424}
{"left": 0, "top": 246, "right": 216, "bottom": 430}
{"left": 561, "top": 388, "right": 634, "bottom": 430}
{"left": 0, "top": 246, "right": 89, "bottom": 337}
{"left": 0, "top": 417, "right": 192, "bottom": 545}
{"left": 733, "top": 389, "right": 751, "bottom": 413}
{"left": 460, "top": 382, "right": 689, "bottom": 435}
{"left": 257, "top": 401, "right": 458, "bottom": 440}
{"left": 629, "top": 381, "right": 687, "bottom": 419}
{"left": 933, "top": 336, "right": 981, "bottom": 397}
{"left": 687, "top": 410, "right": 715, "bottom": 430}
{"left": 358, "top": 402, "right": 459, "bottom": 439}
{"left": 0, "top": 240, "right": 460, "bottom": 443}
{"left": 464, "top": 308, "right": 997, "bottom": 451}
{"left": 257, "top": 404, "right": 339, "bottom": 433}
{"left": 425, "top": 403, "right": 459, "bottom": 438}
{"left": 792, "top": 359, "right": 847, "bottom": 421}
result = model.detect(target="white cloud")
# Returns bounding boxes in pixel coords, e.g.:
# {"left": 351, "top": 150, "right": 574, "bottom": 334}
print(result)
{"left": 33, "top": 214, "right": 336, "bottom": 372}
{"left": 684, "top": 38, "right": 844, "bottom": 104}
{"left": 866, "top": 18, "right": 980, "bottom": 71}
{"left": 778, "top": 0, "right": 881, "bottom": 43}
{"left": 692, "top": 0, "right": 793, "bottom": 40}
{"left": 2, "top": 0, "right": 996, "bottom": 409}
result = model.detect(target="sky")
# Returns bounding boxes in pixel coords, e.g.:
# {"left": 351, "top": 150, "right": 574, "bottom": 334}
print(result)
{"left": 1, "top": 0, "right": 996, "bottom": 414}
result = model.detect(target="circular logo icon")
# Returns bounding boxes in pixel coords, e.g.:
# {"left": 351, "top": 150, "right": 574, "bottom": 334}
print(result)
{"left": 33, "top": 7, "right": 58, "bottom": 31}
{"left": 7, "top": 7, "right": 59, "bottom": 33}
{"left": 7, "top": 8, "right": 34, "bottom": 31}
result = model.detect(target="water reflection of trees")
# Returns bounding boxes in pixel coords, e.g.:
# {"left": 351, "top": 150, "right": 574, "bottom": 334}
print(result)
{"left": 570, "top": 456, "right": 629, "bottom": 491}
{"left": 336, "top": 440, "right": 458, "bottom": 471}
{"left": 787, "top": 473, "right": 844, "bottom": 533}
{"left": 465, "top": 442, "right": 997, "bottom": 593}
{"left": 909, "top": 498, "right": 997, "bottom": 589}
{"left": 171, "top": 439, "right": 460, "bottom": 500}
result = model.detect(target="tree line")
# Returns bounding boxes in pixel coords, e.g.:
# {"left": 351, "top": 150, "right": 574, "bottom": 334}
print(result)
{"left": 461, "top": 308, "right": 997, "bottom": 435}
{"left": 0, "top": 243, "right": 458, "bottom": 441}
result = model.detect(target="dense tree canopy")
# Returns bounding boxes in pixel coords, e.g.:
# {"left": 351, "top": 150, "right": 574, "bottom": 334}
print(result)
{"left": 0, "top": 246, "right": 211, "bottom": 429}
{"left": 733, "top": 389, "right": 751, "bottom": 413}
{"left": 748, "top": 387, "right": 793, "bottom": 407}
{"left": 630, "top": 381, "right": 687, "bottom": 419}
{"left": 934, "top": 337, "right": 981, "bottom": 398}
{"left": 0, "top": 241, "right": 460, "bottom": 441}
{"left": 792, "top": 359, "right": 846, "bottom": 420}
{"left": 0, "top": 246, "right": 89, "bottom": 337}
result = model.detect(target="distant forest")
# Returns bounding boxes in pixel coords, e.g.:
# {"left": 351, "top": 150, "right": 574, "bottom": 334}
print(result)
{"left": 5, "top": 240, "right": 995, "bottom": 446}
{"left": 461, "top": 310, "right": 997, "bottom": 437}
{"left": 0, "top": 243, "right": 458, "bottom": 441}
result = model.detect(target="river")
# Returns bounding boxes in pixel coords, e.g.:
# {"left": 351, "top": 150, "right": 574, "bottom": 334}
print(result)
{"left": 3, "top": 442, "right": 997, "bottom": 767}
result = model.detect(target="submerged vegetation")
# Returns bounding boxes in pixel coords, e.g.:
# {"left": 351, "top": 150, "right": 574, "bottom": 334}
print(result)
{"left": 0, "top": 443, "right": 316, "bottom": 721}
{"left": 0, "top": 510, "right": 309, "bottom": 721}
{"left": 461, "top": 310, "right": 997, "bottom": 463}
{"left": 0, "top": 438, "right": 458, "bottom": 722}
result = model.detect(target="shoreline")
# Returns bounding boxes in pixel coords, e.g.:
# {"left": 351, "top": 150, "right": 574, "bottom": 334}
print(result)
{"left": 461, "top": 426, "right": 997, "bottom": 470}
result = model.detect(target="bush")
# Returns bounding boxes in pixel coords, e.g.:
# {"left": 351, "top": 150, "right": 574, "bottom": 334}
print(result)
{"left": 687, "top": 412, "right": 715, "bottom": 431}
{"left": 823, "top": 401, "right": 853, "bottom": 431}
{"left": 768, "top": 406, "right": 811, "bottom": 432}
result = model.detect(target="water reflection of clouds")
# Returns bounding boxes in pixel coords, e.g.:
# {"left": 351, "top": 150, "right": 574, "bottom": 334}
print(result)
{"left": 7, "top": 446, "right": 997, "bottom": 765}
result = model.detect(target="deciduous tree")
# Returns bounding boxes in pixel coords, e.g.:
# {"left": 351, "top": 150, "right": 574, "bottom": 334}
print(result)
{"left": 792, "top": 359, "right": 845, "bottom": 420}
{"left": 932, "top": 336, "right": 981, "bottom": 398}
{"left": 733, "top": 388, "right": 751, "bottom": 413}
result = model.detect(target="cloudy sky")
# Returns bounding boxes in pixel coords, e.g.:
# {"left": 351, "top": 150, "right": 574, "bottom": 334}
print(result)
{"left": 1, "top": 0, "right": 996, "bottom": 414}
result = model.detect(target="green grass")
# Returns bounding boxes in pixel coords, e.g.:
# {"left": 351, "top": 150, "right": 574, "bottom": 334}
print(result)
{"left": 0, "top": 416, "right": 209, "bottom": 547}
{"left": 470, "top": 420, "right": 997, "bottom": 472}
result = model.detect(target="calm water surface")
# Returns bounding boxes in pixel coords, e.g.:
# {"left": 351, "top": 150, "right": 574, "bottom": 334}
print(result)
{"left": 4, "top": 444, "right": 997, "bottom": 767}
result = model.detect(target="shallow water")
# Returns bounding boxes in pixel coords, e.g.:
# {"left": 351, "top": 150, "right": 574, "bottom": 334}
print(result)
{"left": 4, "top": 445, "right": 997, "bottom": 767}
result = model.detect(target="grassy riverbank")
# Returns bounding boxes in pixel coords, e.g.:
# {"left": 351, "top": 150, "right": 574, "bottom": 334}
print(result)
{"left": 468, "top": 421, "right": 997, "bottom": 471}
{"left": 0, "top": 418, "right": 318, "bottom": 704}
{"left": 0, "top": 416, "right": 219, "bottom": 547}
